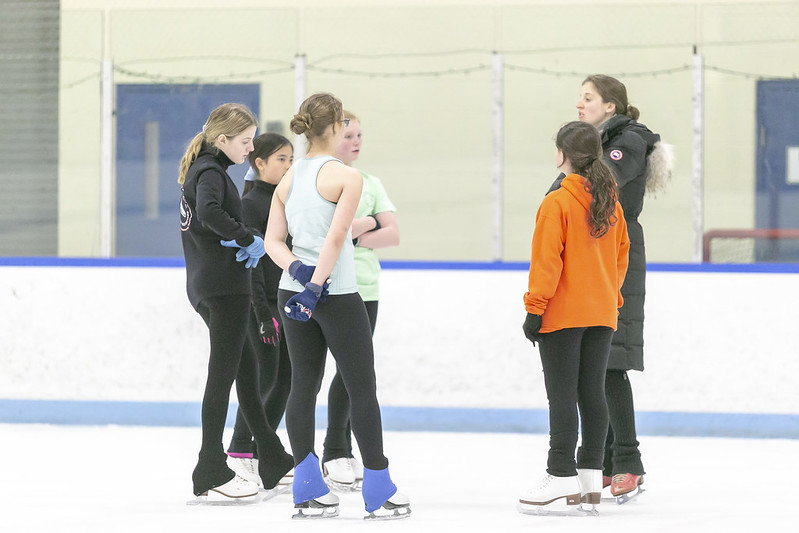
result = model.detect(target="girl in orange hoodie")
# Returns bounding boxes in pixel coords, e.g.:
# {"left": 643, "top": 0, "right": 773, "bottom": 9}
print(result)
{"left": 519, "top": 121, "right": 629, "bottom": 515}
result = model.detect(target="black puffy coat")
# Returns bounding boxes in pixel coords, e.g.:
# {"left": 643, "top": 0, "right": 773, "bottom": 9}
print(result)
{"left": 599, "top": 115, "right": 660, "bottom": 371}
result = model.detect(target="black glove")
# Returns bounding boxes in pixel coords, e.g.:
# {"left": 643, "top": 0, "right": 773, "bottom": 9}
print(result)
{"left": 259, "top": 317, "right": 280, "bottom": 345}
{"left": 522, "top": 313, "right": 543, "bottom": 345}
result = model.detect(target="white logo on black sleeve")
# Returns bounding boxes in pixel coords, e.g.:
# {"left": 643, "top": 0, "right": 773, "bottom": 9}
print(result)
{"left": 179, "top": 192, "right": 192, "bottom": 231}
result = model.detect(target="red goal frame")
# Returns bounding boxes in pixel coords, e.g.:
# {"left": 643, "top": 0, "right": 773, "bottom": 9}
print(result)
{"left": 702, "top": 229, "right": 799, "bottom": 262}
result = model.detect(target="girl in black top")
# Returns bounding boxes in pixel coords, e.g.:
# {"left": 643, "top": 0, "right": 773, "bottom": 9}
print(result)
{"left": 226, "top": 133, "right": 295, "bottom": 486}
{"left": 178, "top": 103, "right": 293, "bottom": 501}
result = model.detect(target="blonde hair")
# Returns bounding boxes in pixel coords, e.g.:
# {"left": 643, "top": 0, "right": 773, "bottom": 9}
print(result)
{"left": 289, "top": 93, "right": 343, "bottom": 150}
{"left": 343, "top": 109, "right": 359, "bottom": 122}
{"left": 178, "top": 103, "right": 258, "bottom": 184}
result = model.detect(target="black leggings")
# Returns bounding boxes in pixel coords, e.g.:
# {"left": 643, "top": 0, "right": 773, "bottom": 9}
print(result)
{"left": 323, "top": 300, "right": 378, "bottom": 463}
{"left": 228, "top": 307, "right": 292, "bottom": 455}
{"left": 538, "top": 326, "right": 613, "bottom": 476}
{"left": 603, "top": 369, "right": 645, "bottom": 476}
{"left": 192, "top": 294, "right": 290, "bottom": 495}
{"left": 278, "top": 290, "right": 388, "bottom": 471}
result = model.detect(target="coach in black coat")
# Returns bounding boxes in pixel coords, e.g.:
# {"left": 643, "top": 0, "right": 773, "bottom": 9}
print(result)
{"left": 549, "top": 75, "right": 673, "bottom": 490}
{"left": 601, "top": 114, "right": 660, "bottom": 373}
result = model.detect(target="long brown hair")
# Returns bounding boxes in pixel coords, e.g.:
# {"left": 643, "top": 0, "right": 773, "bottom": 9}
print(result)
{"left": 178, "top": 103, "right": 257, "bottom": 184}
{"left": 556, "top": 121, "right": 618, "bottom": 238}
{"left": 583, "top": 74, "right": 640, "bottom": 120}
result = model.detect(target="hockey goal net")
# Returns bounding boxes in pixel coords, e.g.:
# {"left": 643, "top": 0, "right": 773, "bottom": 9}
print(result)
{"left": 703, "top": 229, "right": 799, "bottom": 263}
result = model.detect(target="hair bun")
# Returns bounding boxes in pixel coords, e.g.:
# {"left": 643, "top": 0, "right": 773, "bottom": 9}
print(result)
{"left": 290, "top": 112, "right": 313, "bottom": 134}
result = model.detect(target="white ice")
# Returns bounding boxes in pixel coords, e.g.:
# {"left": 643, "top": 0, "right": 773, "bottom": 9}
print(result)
{"left": 2, "top": 424, "right": 794, "bottom": 532}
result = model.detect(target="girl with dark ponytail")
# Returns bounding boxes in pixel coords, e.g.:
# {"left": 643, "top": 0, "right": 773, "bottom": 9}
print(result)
{"left": 555, "top": 121, "right": 619, "bottom": 239}
{"left": 519, "top": 121, "right": 630, "bottom": 515}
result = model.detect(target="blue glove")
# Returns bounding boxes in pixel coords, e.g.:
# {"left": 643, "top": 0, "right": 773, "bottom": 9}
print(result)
{"left": 220, "top": 236, "right": 265, "bottom": 269}
{"left": 288, "top": 260, "right": 315, "bottom": 286}
{"left": 244, "top": 236, "right": 265, "bottom": 260}
{"left": 319, "top": 280, "right": 330, "bottom": 303}
{"left": 287, "top": 260, "right": 331, "bottom": 301}
{"left": 283, "top": 282, "right": 325, "bottom": 322}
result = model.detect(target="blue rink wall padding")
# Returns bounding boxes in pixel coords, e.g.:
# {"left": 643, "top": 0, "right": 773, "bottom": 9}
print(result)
{"left": 3, "top": 256, "right": 799, "bottom": 274}
{"left": 3, "top": 258, "right": 798, "bottom": 439}
{"left": 1, "top": 399, "right": 797, "bottom": 440}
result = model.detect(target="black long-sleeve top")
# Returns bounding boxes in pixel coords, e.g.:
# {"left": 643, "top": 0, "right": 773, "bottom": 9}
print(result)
{"left": 241, "top": 180, "right": 292, "bottom": 322}
{"left": 179, "top": 143, "right": 255, "bottom": 310}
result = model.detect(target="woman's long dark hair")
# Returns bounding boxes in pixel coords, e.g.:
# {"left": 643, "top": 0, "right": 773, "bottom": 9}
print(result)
{"left": 556, "top": 121, "right": 618, "bottom": 238}
{"left": 242, "top": 132, "right": 292, "bottom": 196}
{"left": 583, "top": 74, "right": 640, "bottom": 120}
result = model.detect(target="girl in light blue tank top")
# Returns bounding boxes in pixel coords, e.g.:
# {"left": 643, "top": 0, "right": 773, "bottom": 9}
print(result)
{"left": 264, "top": 92, "right": 410, "bottom": 520}
{"left": 278, "top": 155, "right": 358, "bottom": 295}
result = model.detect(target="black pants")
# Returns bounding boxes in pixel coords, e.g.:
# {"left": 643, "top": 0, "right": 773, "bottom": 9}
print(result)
{"left": 278, "top": 290, "right": 388, "bottom": 471}
{"left": 538, "top": 326, "right": 613, "bottom": 476}
{"left": 322, "top": 300, "right": 378, "bottom": 463}
{"left": 603, "top": 369, "right": 645, "bottom": 476}
{"left": 228, "top": 307, "right": 292, "bottom": 456}
{"left": 192, "top": 294, "right": 291, "bottom": 495}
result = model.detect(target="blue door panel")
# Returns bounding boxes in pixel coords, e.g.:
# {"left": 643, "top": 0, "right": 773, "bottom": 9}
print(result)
{"left": 115, "top": 84, "right": 259, "bottom": 257}
{"left": 755, "top": 80, "right": 799, "bottom": 261}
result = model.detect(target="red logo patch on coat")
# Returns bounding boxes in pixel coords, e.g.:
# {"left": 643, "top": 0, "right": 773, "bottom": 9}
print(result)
{"left": 609, "top": 149, "right": 623, "bottom": 161}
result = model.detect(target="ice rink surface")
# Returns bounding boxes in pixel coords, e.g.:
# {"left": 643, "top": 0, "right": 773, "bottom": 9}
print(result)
{"left": 3, "top": 423, "right": 795, "bottom": 533}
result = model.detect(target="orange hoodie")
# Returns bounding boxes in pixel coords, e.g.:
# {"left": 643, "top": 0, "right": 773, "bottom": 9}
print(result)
{"left": 524, "top": 173, "right": 630, "bottom": 333}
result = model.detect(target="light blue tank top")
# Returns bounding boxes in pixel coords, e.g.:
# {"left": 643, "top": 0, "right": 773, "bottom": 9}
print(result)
{"left": 278, "top": 156, "right": 358, "bottom": 295}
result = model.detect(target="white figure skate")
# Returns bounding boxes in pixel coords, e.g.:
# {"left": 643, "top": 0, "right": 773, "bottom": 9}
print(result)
{"left": 323, "top": 457, "right": 359, "bottom": 492}
{"left": 186, "top": 474, "right": 259, "bottom": 506}
{"left": 292, "top": 492, "right": 340, "bottom": 519}
{"left": 226, "top": 455, "right": 261, "bottom": 487}
{"left": 518, "top": 473, "right": 596, "bottom": 517}
{"left": 364, "top": 489, "right": 411, "bottom": 520}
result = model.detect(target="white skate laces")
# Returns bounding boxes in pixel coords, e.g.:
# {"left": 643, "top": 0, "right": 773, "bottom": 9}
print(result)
{"left": 324, "top": 458, "right": 355, "bottom": 485}
{"left": 226, "top": 456, "right": 261, "bottom": 487}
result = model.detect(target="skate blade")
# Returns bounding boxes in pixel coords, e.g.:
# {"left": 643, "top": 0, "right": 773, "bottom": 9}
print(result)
{"left": 518, "top": 502, "right": 598, "bottom": 517}
{"left": 326, "top": 478, "right": 362, "bottom": 493}
{"left": 364, "top": 505, "right": 412, "bottom": 520}
{"left": 186, "top": 491, "right": 259, "bottom": 506}
{"left": 613, "top": 486, "right": 645, "bottom": 505}
{"left": 260, "top": 483, "right": 292, "bottom": 503}
{"left": 292, "top": 501, "right": 340, "bottom": 519}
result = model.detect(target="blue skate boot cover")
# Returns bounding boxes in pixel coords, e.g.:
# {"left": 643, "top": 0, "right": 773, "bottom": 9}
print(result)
{"left": 292, "top": 453, "right": 330, "bottom": 505}
{"left": 362, "top": 466, "right": 398, "bottom": 513}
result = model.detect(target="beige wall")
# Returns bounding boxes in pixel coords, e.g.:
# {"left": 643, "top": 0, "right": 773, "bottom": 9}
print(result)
{"left": 59, "top": 1, "right": 799, "bottom": 261}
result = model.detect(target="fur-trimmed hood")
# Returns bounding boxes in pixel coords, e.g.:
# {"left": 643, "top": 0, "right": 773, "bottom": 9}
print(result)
{"left": 644, "top": 140, "right": 674, "bottom": 196}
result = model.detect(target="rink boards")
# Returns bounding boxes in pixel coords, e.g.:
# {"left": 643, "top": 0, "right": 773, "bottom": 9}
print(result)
{"left": 1, "top": 259, "right": 797, "bottom": 438}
